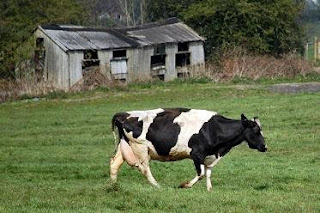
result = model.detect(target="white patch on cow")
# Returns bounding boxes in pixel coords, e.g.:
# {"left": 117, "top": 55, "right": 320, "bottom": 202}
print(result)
{"left": 252, "top": 117, "right": 263, "bottom": 136}
{"left": 253, "top": 117, "right": 261, "bottom": 128}
{"left": 204, "top": 155, "right": 222, "bottom": 168}
{"left": 128, "top": 108, "right": 164, "bottom": 122}
{"left": 169, "top": 109, "right": 217, "bottom": 156}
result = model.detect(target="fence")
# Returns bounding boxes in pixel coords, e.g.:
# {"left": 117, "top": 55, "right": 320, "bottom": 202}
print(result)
{"left": 305, "top": 37, "right": 320, "bottom": 65}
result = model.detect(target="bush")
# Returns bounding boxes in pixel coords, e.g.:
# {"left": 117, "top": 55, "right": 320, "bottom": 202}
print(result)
{"left": 193, "top": 47, "right": 315, "bottom": 82}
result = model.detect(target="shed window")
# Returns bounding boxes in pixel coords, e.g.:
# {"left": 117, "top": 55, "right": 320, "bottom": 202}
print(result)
{"left": 110, "top": 58, "right": 128, "bottom": 81}
{"left": 178, "top": 42, "right": 189, "bottom": 52}
{"left": 151, "top": 55, "right": 166, "bottom": 68}
{"left": 34, "top": 37, "right": 45, "bottom": 81}
{"left": 154, "top": 44, "right": 165, "bottom": 55}
{"left": 82, "top": 50, "right": 100, "bottom": 73}
{"left": 176, "top": 53, "right": 190, "bottom": 67}
{"left": 151, "top": 44, "right": 166, "bottom": 81}
{"left": 84, "top": 50, "right": 98, "bottom": 59}
{"left": 36, "top": 38, "right": 44, "bottom": 48}
{"left": 113, "top": 50, "right": 126, "bottom": 58}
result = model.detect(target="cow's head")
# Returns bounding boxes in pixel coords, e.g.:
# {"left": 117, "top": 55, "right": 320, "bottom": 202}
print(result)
{"left": 241, "top": 114, "right": 267, "bottom": 152}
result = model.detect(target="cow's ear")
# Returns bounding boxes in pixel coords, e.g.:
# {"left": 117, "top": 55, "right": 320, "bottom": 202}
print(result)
{"left": 241, "top": 114, "right": 249, "bottom": 127}
{"left": 253, "top": 117, "right": 261, "bottom": 127}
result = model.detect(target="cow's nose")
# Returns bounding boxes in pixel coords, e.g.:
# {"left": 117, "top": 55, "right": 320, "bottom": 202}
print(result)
{"left": 262, "top": 146, "right": 268, "bottom": 152}
{"left": 259, "top": 145, "right": 267, "bottom": 152}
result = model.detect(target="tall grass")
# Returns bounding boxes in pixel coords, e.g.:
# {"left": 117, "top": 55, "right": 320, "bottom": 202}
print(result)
{"left": 1, "top": 51, "right": 317, "bottom": 103}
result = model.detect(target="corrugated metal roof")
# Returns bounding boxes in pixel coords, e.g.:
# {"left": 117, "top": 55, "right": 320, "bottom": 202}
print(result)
{"left": 126, "top": 22, "right": 204, "bottom": 46}
{"left": 39, "top": 18, "right": 204, "bottom": 52}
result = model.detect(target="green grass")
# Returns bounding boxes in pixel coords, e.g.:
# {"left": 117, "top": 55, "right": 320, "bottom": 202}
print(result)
{"left": 0, "top": 81, "right": 319, "bottom": 212}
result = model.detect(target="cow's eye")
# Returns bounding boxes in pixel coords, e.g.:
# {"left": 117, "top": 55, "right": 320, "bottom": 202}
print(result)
{"left": 253, "top": 127, "right": 260, "bottom": 134}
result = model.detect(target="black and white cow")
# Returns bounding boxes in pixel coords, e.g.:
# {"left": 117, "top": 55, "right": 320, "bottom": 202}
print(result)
{"left": 110, "top": 108, "right": 267, "bottom": 191}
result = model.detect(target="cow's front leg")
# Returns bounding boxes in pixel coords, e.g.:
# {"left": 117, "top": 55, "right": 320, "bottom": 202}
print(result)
{"left": 131, "top": 143, "right": 160, "bottom": 187}
{"left": 204, "top": 154, "right": 222, "bottom": 191}
{"left": 179, "top": 164, "right": 205, "bottom": 188}
{"left": 179, "top": 152, "right": 206, "bottom": 188}
{"left": 205, "top": 167, "right": 213, "bottom": 191}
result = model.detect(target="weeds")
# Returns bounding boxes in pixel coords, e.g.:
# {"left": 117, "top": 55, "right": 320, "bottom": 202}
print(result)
{"left": 0, "top": 50, "right": 318, "bottom": 103}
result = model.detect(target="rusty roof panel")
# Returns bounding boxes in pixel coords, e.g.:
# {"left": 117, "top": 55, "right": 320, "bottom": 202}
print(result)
{"left": 126, "top": 23, "right": 204, "bottom": 46}
{"left": 39, "top": 18, "right": 204, "bottom": 51}
{"left": 78, "top": 31, "right": 133, "bottom": 49}
{"left": 44, "top": 30, "right": 98, "bottom": 50}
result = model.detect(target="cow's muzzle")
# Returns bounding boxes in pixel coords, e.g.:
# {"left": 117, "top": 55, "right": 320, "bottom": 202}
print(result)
{"left": 258, "top": 145, "right": 268, "bottom": 152}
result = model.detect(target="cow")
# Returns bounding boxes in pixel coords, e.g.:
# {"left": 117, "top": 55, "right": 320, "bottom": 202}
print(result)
{"left": 109, "top": 108, "right": 267, "bottom": 191}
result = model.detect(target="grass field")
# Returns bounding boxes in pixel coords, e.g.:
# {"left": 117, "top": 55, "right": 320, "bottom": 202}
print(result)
{"left": 0, "top": 81, "right": 319, "bottom": 212}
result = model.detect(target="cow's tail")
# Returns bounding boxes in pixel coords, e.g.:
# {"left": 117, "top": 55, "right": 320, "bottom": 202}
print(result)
{"left": 111, "top": 114, "right": 119, "bottom": 154}
{"left": 111, "top": 112, "right": 127, "bottom": 154}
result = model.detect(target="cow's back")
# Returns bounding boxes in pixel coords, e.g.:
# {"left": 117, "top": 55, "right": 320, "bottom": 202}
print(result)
{"left": 120, "top": 108, "right": 217, "bottom": 160}
{"left": 145, "top": 108, "right": 217, "bottom": 159}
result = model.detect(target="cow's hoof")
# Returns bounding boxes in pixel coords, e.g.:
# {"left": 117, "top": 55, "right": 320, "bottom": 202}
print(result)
{"left": 178, "top": 181, "right": 191, "bottom": 188}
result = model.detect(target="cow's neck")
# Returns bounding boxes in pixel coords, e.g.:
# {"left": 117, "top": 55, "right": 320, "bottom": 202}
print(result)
{"left": 214, "top": 119, "right": 245, "bottom": 156}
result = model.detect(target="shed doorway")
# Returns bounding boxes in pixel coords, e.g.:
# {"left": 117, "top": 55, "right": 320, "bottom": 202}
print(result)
{"left": 34, "top": 37, "right": 45, "bottom": 81}
{"left": 110, "top": 49, "right": 128, "bottom": 81}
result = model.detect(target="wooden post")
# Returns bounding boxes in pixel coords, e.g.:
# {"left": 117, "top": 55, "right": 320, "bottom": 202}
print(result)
{"left": 125, "top": 0, "right": 129, "bottom": 27}
{"left": 314, "top": 37, "right": 318, "bottom": 63}
{"left": 318, "top": 40, "right": 320, "bottom": 61}
{"left": 305, "top": 42, "right": 308, "bottom": 60}
{"left": 140, "top": 0, "right": 144, "bottom": 24}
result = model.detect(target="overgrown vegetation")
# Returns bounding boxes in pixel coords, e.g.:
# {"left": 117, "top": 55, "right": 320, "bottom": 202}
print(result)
{"left": 0, "top": 0, "right": 87, "bottom": 78}
{"left": 0, "top": 82, "right": 319, "bottom": 212}
{"left": 149, "top": 0, "right": 306, "bottom": 56}
{"left": 1, "top": 52, "right": 318, "bottom": 103}
{"left": 0, "top": 0, "right": 317, "bottom": 79}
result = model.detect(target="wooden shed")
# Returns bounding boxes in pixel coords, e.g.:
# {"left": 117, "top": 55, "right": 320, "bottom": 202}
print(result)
{"left": 33, "top": 18, "right": 205, "bottom": 90}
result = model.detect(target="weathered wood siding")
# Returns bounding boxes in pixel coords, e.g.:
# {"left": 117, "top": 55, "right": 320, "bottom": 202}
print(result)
{"left": 189, "top": 41, "right": 205, "bottom": 65}
{"left": 127, "top": 47, "right": 153, "bottom": 81}
{"left": 165, "top": 43, "right": 178, "bottom": 81}
{"left": 98, "top": 50, "right": 113, "bottom": 79}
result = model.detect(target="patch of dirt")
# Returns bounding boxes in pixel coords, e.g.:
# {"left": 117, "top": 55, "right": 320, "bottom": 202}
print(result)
{"left": 269, "top": 82, "right": 320, "bottom": 93}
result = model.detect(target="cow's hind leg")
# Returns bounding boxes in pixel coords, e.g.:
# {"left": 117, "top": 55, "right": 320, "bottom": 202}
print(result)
{"left": 131, "top": 143, "right": 160, "bottom": 187}
{"left": 137, "top": 162, "right": 159, "bottom": 187}
{"left": 110, "top": 144, "right": 124, "bottom": 183}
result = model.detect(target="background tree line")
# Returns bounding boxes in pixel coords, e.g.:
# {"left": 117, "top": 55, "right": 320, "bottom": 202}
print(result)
{"left": 1, "top": 0, "right": 319, "bottom": 79}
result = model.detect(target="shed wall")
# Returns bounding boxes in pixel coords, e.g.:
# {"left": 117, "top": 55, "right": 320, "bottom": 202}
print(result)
{"left": 127, "top": 47, "right": 153, "bottom": 81}
{"left": 98, "top": 51, "right": 113, "bottom": 78}
{"left": 165, "top": 43, "right": 178, "bottom": 81}
{"left": 69, "top": 51, "right": 83, "bottom": 86}
{"left": 189, "top": 41, "right": 205, "bottom": 65}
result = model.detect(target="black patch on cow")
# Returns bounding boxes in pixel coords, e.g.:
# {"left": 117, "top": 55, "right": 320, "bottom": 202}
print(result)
{"left": 189, "top": 115, "right": 245, "bottom": 158}
{"left": 112, "top": 112, "right": 130, "bottom": 141}
{"left": 146, "top": 108, "right": 191, "bottom": 156}
{"left": 122, "top": 117, "right": 143, "bottom": 138}
{"left": 112, "top": 112, "right": 143, "bottom": 142}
